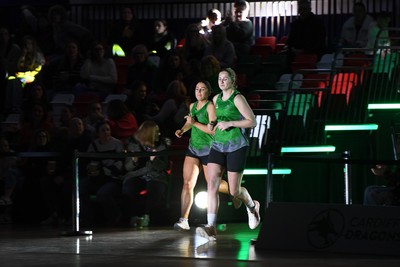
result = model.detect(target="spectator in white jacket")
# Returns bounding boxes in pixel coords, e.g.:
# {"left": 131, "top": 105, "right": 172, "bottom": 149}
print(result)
{"left": 339, "top": 2, "right": 375, "bottom": 48}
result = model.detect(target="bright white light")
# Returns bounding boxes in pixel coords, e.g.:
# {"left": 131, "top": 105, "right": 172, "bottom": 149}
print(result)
{"left": 194, "top": 191, "right": 208, "bottom": 209}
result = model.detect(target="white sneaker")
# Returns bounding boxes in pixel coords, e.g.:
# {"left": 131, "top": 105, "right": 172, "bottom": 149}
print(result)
{"left": 196, "top": 225, "right": 217, "bottom": 241}
{"left": 247, "top": 200, "right": 260, "bottom": 229}
{"left": 174, "top": 218, "right": 190, "bottom": 230}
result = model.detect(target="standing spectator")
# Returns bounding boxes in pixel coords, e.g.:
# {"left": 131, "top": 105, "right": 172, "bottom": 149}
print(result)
{"left": 222, "top": 0, "right": 254, "bottom": 58}
{"left": 339, "top": 2, "right": 375, "bottom": 48}
{"left": 200, "top": 8, "right": 222, "bottom": 40}
{"left": 182, "top": 23, "right": 210, "bottom": 65}
{"left": 285, "top": 0, "right": 327, "bottom": 59}
{"left": 146, "top": 19, "right": 176, "bottom": 59}
{"left": 47, "top": 4, "right": 95, "bottom": 56}
{"left": 109, "top": 6, "right": 143, "bottom": 56}
{"left": 204, "top": 24, "right": 236, "bottom": 68}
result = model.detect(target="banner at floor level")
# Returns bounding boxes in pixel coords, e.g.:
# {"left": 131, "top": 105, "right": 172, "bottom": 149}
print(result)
{"left": 255, "top": 202, "right": 400, "bottom": 256}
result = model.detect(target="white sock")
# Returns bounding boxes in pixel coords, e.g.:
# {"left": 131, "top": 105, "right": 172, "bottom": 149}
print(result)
{"left": 207, "top": 214, "right": 217, "bottom": 226}
{"left": 180, "top": 217, "right": 188, "bottom": 222}
{"left": 247, "top": 200, "right": 255, "bottom": 211}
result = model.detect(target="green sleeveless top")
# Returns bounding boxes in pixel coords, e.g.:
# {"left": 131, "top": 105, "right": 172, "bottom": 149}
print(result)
{"left": 212, "top": 90, "right": 249, "bottom": 152}
{"left": 188, "top": 101, "right": 213, "bottom": 157}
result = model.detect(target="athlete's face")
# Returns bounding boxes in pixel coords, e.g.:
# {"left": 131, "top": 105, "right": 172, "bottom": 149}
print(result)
{"left": 195, "top": 82, "right": 210, "bottom": 101}
{"left": 218, "top": 71, "right": 232, "bottom": 91}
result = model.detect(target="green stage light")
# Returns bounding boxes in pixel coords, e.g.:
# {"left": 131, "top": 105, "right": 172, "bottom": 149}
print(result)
{"left": 368, "top": 103, "right": 400, "bottom": 110}
{"left": 324, "top": 124, "right": 378, "bottom": 131}
{"left": 243, "top": 168, "right": 292, "bottom": 175}
{"left": 280, "top": 146, "right": 336, "bottom": 153}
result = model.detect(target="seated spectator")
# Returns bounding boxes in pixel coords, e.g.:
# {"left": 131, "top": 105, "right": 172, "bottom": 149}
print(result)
{"left": 126, "top": 44, "right": 158, "bottom": 94}
{"left": 146, "top": 19, "right": 176, "bottom": 59}
{"left": 365, "top": 11, "right": 392, "bottom": 52}
{"left": 182, "top": 58, "right": 202, "bottom": 101}
{"left": 20, "top": 81, "right": 52, "bottom": 124}
{"left": 204, "top": 24, "right": 236, "bottom": 68}
{"left": 108, "top": 6, "right": 143, "bottom": 56}
{"left": 19, "top": 128, "right": 56, "bottom": 222}
{"left": 222, "top": 0, "right": 254, "bottom": 58}
{"left": 50, "top": 39, "right": 85, "bottom": 93}
{"left": 40, "top": 117, "right": 92, "bottom": 225}
{"left": 285, "top": 0, "right": 327, "bottom": 60}
{"left": 153, "top": 50, "right": 188, "bottom": 96}
{"left": 200, "top": 55, "right": 221, "bottom": 95}
{"left": 125, "top": 80, "right": 159, "bottom": 125}
{"left": 122, "top": 120, "right": 171, "bottom": 227}
{"left": 79, "top": 120, "right": 125, "bottom": 226}
{"left": 80, "top": 43, "right": 118, "bottom": 99}
{"left": 17, "top": 35, "right": 45, "bottom": 72}
{"left": 147, "top": 80, "right": 190, "bottom": 138}
{"left": 106, "top": 99, "right": 138, "bottom": 143}
{"left": 5, "top": 35, "right": 45, "bottom": 113}
{"left": 365, "top": 11, "right": 393, "bottom": 77}
{"left": 57, "top": 104, "right": 76, "bottom": 128}
{"left": 18, "top": 102, "right": 55, "bottom": 151}
{"left": 82, "top": 101, "right": 105, "bottom": 136}
{"left": 364, "top": 164, "right": 400, "bottom": 206}
{"left": 35, "top": 14, "right": 56, "bottom": 57}
{"left": 339, "top": 2, "right": 375, "bottom": 48}
{"left": 0, "top": 26, "right": 21, "bottom": 113}
{"left": 0, "top": 137, "right": 24, "bottom": 209}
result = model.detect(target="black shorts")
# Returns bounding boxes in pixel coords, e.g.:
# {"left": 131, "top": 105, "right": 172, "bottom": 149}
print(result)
{"left": 208, "top": 146, "right": 248, "bottom": 172}
{"left": 186, "top": 149, "right": 209, "bottom": 165}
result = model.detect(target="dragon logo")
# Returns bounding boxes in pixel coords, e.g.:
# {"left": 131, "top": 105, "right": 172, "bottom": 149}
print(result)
{"left": 307, "top": 209, "right": 345, "bottom": 249}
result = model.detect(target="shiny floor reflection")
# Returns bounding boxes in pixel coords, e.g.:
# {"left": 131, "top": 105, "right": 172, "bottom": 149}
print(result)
{"left": 0, "top": 223, "right": 399, "bottom": 267}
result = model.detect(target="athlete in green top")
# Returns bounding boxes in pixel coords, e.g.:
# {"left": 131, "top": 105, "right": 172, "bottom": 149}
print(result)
{"left": 196, "top": 68, "right": 261, "bottom": 241}
{"left": 173, "top": 80, "right": 241, "bottom": 231}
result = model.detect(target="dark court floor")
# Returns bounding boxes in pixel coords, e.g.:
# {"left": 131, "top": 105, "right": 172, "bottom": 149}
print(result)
{"left": 1, "top": 222, "right": 400, "bottom": 267}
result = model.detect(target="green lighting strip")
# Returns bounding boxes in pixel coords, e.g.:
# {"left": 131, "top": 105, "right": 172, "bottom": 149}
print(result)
{"left": 324, "top": 124, "right": 378, "bottom": 131}
{"left": 368, "top": 103, "right": 400, "bottom": 110}
{"left": 243, "top": 168, "right": 292, "bottom": 175}
{"left": 281, "top": 146, "right": 336, "bottom": 153}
